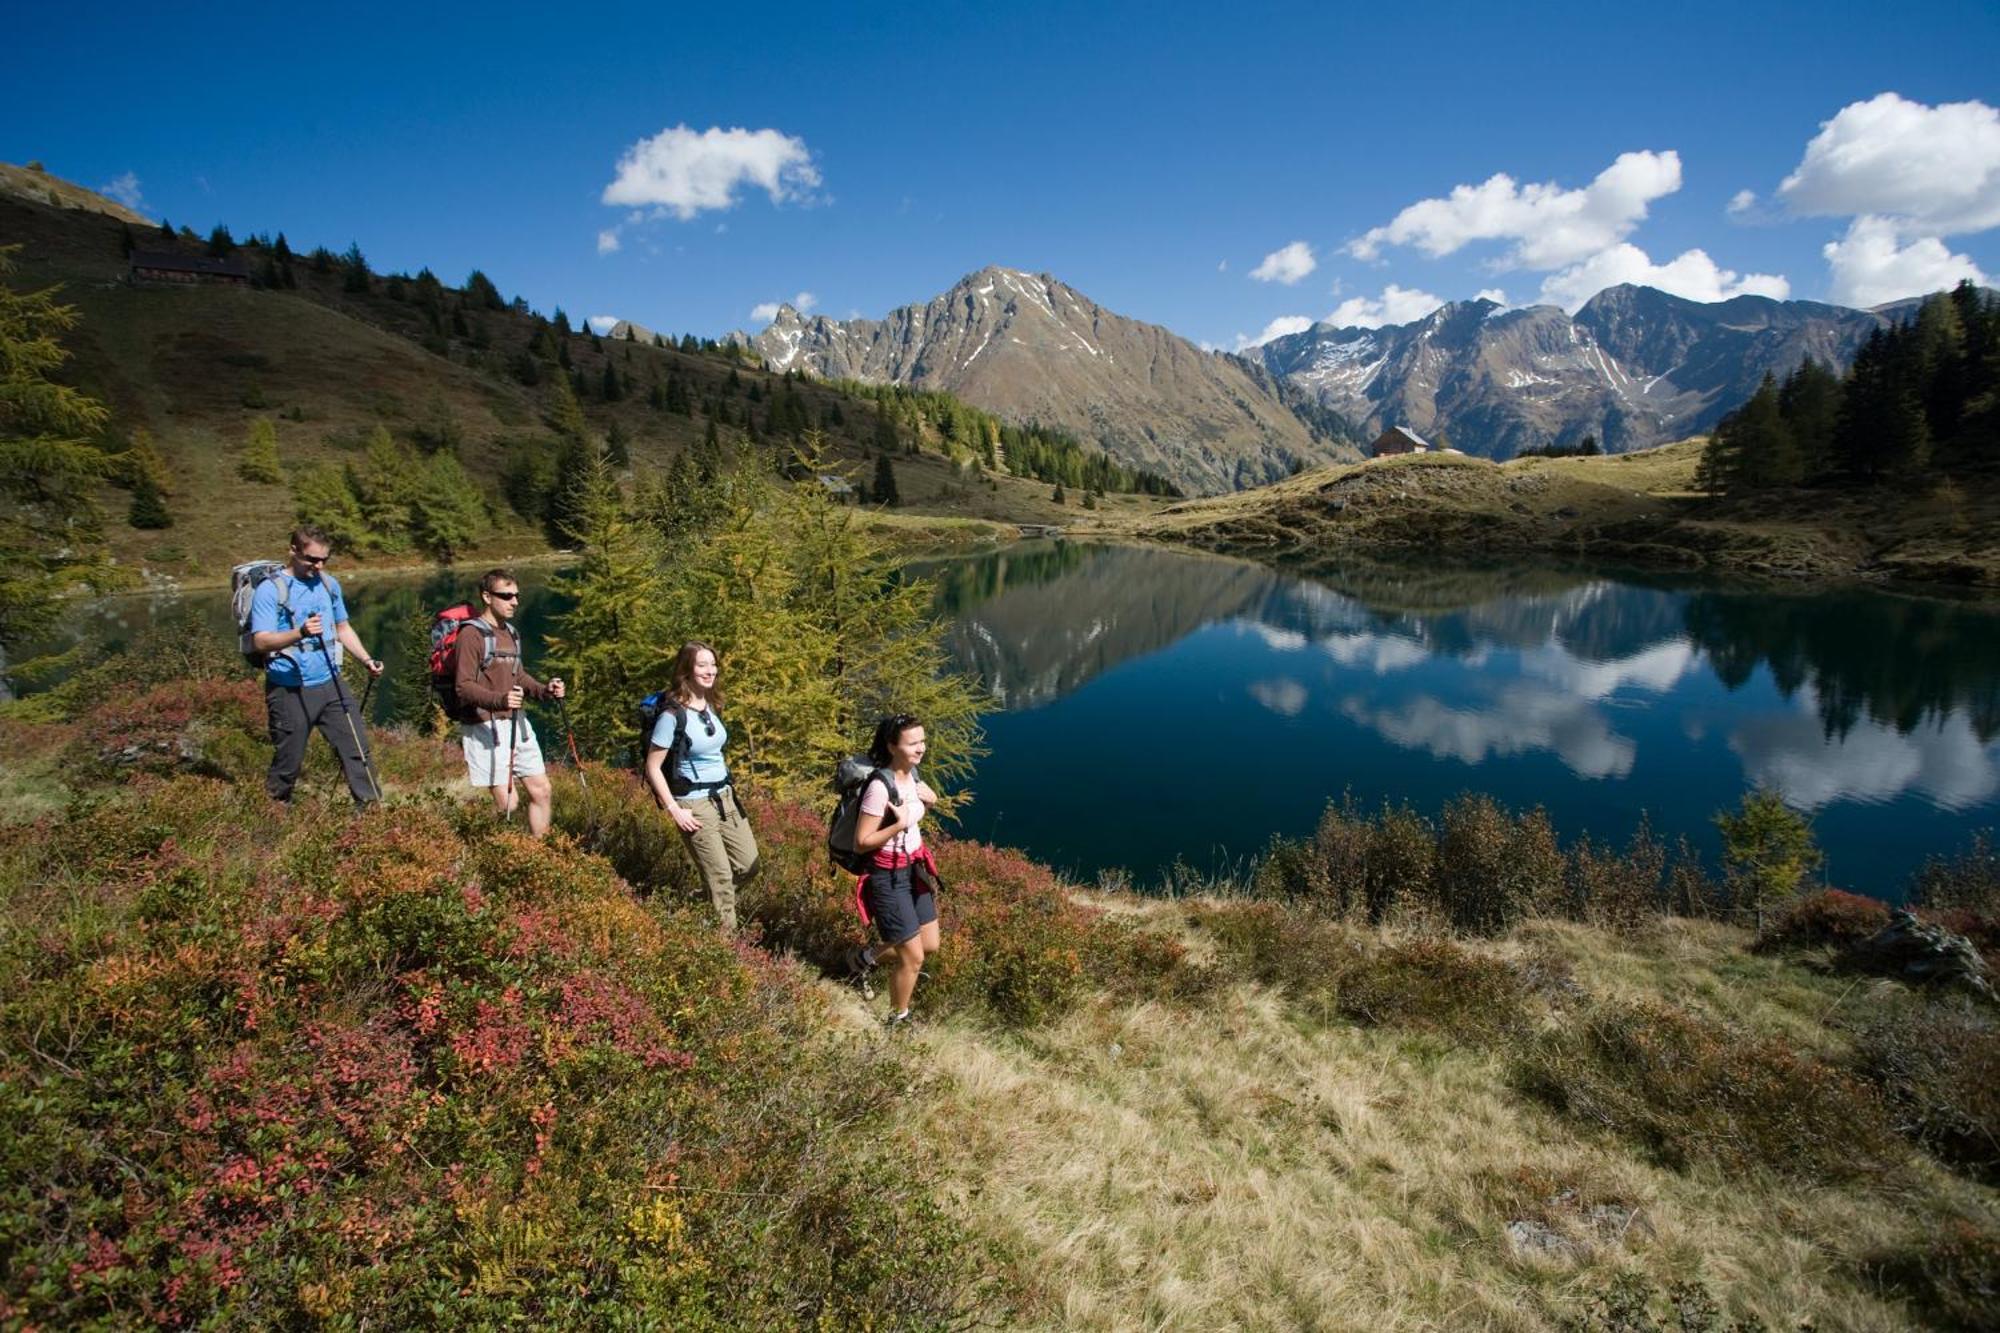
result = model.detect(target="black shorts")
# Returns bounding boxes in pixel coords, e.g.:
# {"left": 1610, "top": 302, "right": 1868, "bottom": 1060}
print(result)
{"left": 862, "top": 864, "right": 938, "bottom": 945}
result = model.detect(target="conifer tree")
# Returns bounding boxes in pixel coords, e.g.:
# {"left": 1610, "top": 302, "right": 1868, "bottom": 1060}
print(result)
{"left": 290, "top": 464, "right": 368, "bottom": 552}
{"left": 127, "top": 469, "right": 172, "bottom": 529}
{"left": 206, "top": 224, "right": 234, "bottom": 257}
{"left": 605, "top": 418, "right": 631, "bottom": 468}
{"left": 464, "top": 269, "right": 504, "bottom": 311}
{"left": 601, "top": 360, "right": 622, "bottom": 401}
{"left": 546, "top": 474, "right": 672, "bottom": 756}
{"left": 273, "top": 232, "right": 292, "bottom": 261}
{"left": 349, "top": 427, "right": 416, "bottom": 551}
{"left": 872, "top": 451, "right": 900, "bottom": 506}
{"left": 124, "top": 427, "right": 172, "bottom": 495}
{"left": 157, "top": 217, "right": 174, "bottom": 240}
{"left": 409, "top": 451, "right": 485, "bottom": 561}
{"left": 119, "top": 224, "right": 135, "bottom": 258}
{"left": 547, "top": 374, "right": 588, "bottom": 445}
{"left": 341, "top": 242, "right": 370, "bottom": 293}
{"left": 240, "top": 417, "right": 283, "bottom": 483}
{"left": 0, "top": 246, "right": 115, "bottom": 648}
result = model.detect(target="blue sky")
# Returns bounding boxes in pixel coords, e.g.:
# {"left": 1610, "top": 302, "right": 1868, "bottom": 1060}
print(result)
{"left": 8, "top": 1, "right": 1998, "bottom": 348}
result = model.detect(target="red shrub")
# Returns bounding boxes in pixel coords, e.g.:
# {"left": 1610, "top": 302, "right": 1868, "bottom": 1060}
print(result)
{"left": 1755, "top": 889, "right": 1891, "bottom": 954}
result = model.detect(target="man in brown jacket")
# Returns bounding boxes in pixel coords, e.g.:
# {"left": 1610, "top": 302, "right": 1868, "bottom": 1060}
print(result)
{"left": 454, "top": 568, "right": 566, "bottom": 837}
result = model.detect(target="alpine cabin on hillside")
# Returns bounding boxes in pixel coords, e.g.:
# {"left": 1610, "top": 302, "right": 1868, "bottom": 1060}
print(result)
{"left": 129, "top": 251, "right": 253, "bottom": 286}
{"left": 1371, "top": 425, "right": 1430, "bottom": 457}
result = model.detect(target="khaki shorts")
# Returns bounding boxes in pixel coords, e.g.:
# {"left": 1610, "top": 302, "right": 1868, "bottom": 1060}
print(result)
{"left": 460, "top": 714, "right": 546, "bottom": 787}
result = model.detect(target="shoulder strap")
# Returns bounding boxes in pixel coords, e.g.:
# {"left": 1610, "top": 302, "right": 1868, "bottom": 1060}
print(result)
{"left": 871, "top": 768, "right": 901, "bottom": 806}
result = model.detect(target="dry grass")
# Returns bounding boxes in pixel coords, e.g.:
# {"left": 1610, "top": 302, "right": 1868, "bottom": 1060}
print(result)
{"left": 1119, "top": 439, "right": 2000, "bottom": 590}
{"left": 873, "top": 898, "right": 1997, "bottom": 1331}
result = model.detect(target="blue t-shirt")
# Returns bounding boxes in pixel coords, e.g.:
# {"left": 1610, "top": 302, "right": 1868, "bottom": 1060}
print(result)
{"left": 249, "top": 572, "right": 348, "bottom": 687}
{"left": 650, "top": 703, "right": 729, "bottom": 792}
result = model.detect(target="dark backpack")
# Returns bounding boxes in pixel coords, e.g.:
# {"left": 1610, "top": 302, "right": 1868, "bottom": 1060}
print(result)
{"left": 638, "top": 692, "right": 709, "bottom": 796}
{"left": 827, "top": 756, "right": 900, "bottom": 874}
{"left": 428, "top": 606, "right": 502, "bottom": 722}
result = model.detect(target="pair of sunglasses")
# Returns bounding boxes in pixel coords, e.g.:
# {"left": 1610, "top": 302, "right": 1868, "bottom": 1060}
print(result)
{"left": 696, "top": 708, "right": 716, "bottom": 736}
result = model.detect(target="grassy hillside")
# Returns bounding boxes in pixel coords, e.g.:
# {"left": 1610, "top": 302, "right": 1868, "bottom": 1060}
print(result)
{"left": 2, "top": 187, "right": 1169, "bottom": 586}
{"left": 4, "top": 645, "right": 1995, "bottom": 1329}
{"left": 1116, "top": 441, "right": 2000, "bottom": 589}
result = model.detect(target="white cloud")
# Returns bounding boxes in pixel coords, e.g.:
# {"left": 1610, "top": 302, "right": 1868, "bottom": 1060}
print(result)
{"left": 596, "top": 229, "right": 621, "bottom": 255}
{"left": 1250, "top": 241, "right": 1317, "bottom": 285}
{"left": 1322, "top": 632, "right": 1429, "bottom": 673}
{"left": 1230, "top": 315, "right": 1314, "bottom": 351}
{"left": 748, "top": 290, "right": 817, "bottom": 324}
{"left": 1217, "top": 259, "right": 1229, "bottom": 273}
{"left": 1729, "top": 697, "right": 2000, "bottom": 812}
{"left": 1518, "top": 639, "right": 1697, "bottom": 700}
{"left": 1475, "top": 288, "right": 1509, "bottom": 306}
{"left": 1727, "top": 188, "right": 1758, "bottom": 218}
{"left": 1328, "top": 284, "right": 1445, "bottom": 329}
{"left": 1538, "top": 243, "right": 1791, "bottom": 312}
{"left": 587, "top": 315, "right": 620, "bottom": 334}
{"left": 602, "top": 124, "right": 821, "bottom": 221}
{"left": 1341, "top": 685, "right": 1636, "bottom": 780}
{"left": 1349, "top": 150, "right": 1682, "bottom": 270}
{"left": 1778, "top": 93, "right": 2000, "bottom": 234}
{"left": 98, "top": 171, "right": 145, "bottom": 213}
{"left": 1249, "top": 678, "right": 1310, "bottom": 717}
{"left": 1823, "top": 215, "right": 1989, "bottom": 308}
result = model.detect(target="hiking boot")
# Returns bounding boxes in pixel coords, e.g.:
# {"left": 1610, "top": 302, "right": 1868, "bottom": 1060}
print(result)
{"left": 843, "top": 946, "right": 876, "bottom": 1001}
{"left": 882, "top": 1009, "right": 912, "bottom": 1033}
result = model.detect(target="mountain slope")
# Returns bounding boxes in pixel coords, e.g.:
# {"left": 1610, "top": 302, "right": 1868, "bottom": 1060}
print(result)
{"left": 736, "top": 266, "right": 1353, "bottom": 494}
{"left": 1253, "top": 287, "right": 1890, "bottom": 458}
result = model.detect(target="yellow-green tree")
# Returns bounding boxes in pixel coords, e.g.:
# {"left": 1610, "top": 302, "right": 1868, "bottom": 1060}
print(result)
{"left": 1715, "top": 789, "right": 1822, "bottom": 923}
{"left": 550, "top": 435, "right": 987, "bottom": 807}
{"left": 0, "top": 244, "right": 117, "bottom": 649}
{"left": 545, "top": 448, "right": 673, "bottom": 756}
{"left": 240, "top": 417, "right": 282, "bottom": 483}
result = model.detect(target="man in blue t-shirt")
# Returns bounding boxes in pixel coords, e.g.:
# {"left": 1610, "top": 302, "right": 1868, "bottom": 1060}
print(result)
{"left": 248, "top": 525, "right": 385, "bottom": 806}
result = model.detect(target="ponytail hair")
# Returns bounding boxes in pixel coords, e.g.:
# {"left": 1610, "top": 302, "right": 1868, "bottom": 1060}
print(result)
{"left": 868, "top": 713, "right": 921, "bottom": 767}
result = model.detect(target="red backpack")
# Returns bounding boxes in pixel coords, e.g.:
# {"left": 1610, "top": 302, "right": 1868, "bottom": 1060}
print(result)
{"left": 427, "top": 604, "right": 499, "bottom": 722}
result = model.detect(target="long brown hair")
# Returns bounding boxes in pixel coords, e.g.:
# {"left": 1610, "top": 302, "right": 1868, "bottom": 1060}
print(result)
{"left": 670, "top": 641, "right": 723, "bottom": 707}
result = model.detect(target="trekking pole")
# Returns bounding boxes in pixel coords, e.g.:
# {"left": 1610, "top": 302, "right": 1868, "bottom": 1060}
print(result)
{"left": 500, "top": 652, "right": 520, "bottom": 820}
{"left": 315, "top": 634, "right": 383, "bottom": 804}
{"left": 358, "top": 672, "right": 377, "bottom": 722}
{"left": 555, "top": 693, "right": 588, "bottom": 789}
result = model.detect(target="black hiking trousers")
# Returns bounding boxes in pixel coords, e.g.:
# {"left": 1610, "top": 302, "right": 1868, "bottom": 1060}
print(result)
{"left": 265, "top": 680, "right": 375, "bottom": 805}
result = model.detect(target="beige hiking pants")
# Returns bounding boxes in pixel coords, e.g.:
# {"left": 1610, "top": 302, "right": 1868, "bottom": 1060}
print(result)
{"left": 678, "top": 788, "right": 759, "bottom": 930}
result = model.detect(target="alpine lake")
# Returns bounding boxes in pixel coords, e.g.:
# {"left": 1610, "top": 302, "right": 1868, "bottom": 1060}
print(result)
{"left": 41, "top": 542, "right": 2000, "bottom": 900}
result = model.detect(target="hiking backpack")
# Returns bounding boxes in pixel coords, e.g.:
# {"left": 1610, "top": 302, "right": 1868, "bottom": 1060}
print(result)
{"left": 427, "top": 605, "right": 509, "bottom": 723}
{"left": 230, "top": 561, "right": 341, "bottom": 669}
{"left": 827, "top": 756, "right": 900, "bottom": 874}
{"left": 636, "top": 692, "right": 699, "bottom": 794}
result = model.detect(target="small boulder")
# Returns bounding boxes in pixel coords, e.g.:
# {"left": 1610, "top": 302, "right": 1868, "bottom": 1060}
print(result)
{"left": 1851, "top": 910, "right": 1993, "bottom": 999}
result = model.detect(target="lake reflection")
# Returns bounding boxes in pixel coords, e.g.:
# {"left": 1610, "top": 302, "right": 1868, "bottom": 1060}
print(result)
{"left": 35, "top": 545, "right": 2000, "bottom": 895}
{"left": 924, "top": 545, "right": 2000, "bottom": 893}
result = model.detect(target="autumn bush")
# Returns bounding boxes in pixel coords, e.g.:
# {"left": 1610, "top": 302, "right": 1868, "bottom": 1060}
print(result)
{"left": 557, "top": 767, "right": 1102, "bottom": 1029}
{"left": 1752, "top": 888, "right": 1893, "bottom": 955}
{"left": 1257, "top": 794, "right": 1723, "bottom": 936}
{"left": 0, "top": 700, "right": 998, "bottom": 1328}
{"left": 1862, "top": 1216, "right": 2000, "bottom": 1333}
{"left": 1515, "top": 1000, "right": 1901, "bottom": 1182}
{"left": 1849, "top": 996, "right": 2000, "bottom": 1184}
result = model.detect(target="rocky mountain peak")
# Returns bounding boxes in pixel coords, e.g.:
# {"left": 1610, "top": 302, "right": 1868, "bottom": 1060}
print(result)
{"left": 734, "top": 266, "right": 1351, "bottom": 493}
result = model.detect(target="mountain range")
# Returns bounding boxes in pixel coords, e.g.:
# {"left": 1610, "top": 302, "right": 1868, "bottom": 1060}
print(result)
{"left": 1249, "top": 285, "right": 1898, "bottom": 458}
{"left": 731, "top": 266, "right": 1349, "bottom": 494}
{"left": 738, "top": 270, "right": 1969, "bottom": 484}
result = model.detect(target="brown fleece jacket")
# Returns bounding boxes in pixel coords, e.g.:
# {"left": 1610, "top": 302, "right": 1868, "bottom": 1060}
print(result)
{"left": 451, "top": 619, "right": 548, "bottom": 723}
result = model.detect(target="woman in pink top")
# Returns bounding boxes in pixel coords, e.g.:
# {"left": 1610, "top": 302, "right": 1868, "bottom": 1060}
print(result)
{"left": 844, "top": 714, "right": 940, "bottom": 1029}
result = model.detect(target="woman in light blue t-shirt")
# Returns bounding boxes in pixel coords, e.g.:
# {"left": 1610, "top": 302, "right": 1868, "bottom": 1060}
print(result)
{"left": 643, "top": 641, "right": 758, "bottom": 931}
